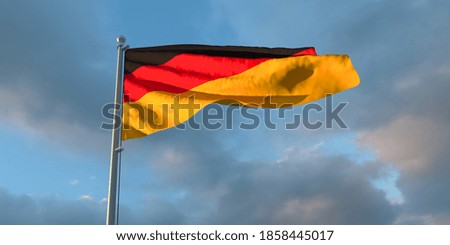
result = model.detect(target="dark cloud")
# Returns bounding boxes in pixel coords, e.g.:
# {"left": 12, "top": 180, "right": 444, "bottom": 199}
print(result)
{"left": 0, "top": 188, "right": 104, "bottom": 224}
{"left": 118, "top": 130, "right": 397, "bottom": 224}
{"left": 328, "top": 0, "right": 450, "bottom": 224}
{"left": 119, "top": 197, "right": 188, "bottom": 225}
{"left": 0, "top": 0, "right": 114, "bottom": 151}
{"left": 205, "top": 156, "right": 396, "bottom": 225}
{"left": 359, "top": 116, "right": 450, "bottom": 224}
{"left": 320, "top": 0, "right": 450, "bottom": 129}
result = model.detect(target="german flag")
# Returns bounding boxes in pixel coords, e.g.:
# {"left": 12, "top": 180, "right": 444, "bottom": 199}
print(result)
{"left": 122, "top": 45, "right": 359, "bottom": 140}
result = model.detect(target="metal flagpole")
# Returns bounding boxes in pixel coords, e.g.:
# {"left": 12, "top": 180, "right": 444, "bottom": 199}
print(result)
{"left": 106, "top": 35, "right": 128, "bottom": 225}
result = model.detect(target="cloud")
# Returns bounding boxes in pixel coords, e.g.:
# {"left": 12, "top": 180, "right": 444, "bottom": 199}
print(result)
{"left": 358, "top": 116, "right": 446, "bottom": 173}
{"left": 121, "top": 132, "right": 397, "bottom": 225}
{"left": 205, "top": 147, "right": 396, "bottom": 224}
{"left": 0, "top": 188, "right": 104, "bottom": 224}
{"left": 358, "top": 114, "right": 450, "bottom": 224}
{"left": 334, "top": 0, "right": 450, "bottom": 224}
{"left": 0, "top": 0, "right": 113, "bottom": 152}
{"left": 70, "top": 179, "right": 80, "bottom": 186}
{"left": 119, "top": 196, "right": 188, "bottom": 225}
{"left": 79, "top": 195, "right": 94, "bottom": 202}
{"left": 329, "top": 0, "right": 450, "bottom": 130}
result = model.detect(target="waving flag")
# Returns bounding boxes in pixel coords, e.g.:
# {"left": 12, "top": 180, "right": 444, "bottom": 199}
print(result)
{"left": 122, "top": 45, "right": 359, "bottom": 140}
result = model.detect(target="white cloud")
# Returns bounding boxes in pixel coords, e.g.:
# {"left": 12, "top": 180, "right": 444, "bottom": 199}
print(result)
{"left": 69, "top": 179, "right": 80, "bottom": 186}
{"left": 394, "top": 213, "right": 450, "bottom": 225}
{"left": 357, "top": 115, "right": 446, "bottom": 173}
{"left": 79, "top": 195, "right": 93, "bottom": 202}
{"left": 357, "top": 114, "right": 450, "bottom": 223}
{"left": 274, "top": 196, "right": 331, "bottom": 223}
{"left": 276, "top": 142, "right": 324, "bottom": 164}
{"left": 100, "top": 198, "right": 108, "bottom": 204}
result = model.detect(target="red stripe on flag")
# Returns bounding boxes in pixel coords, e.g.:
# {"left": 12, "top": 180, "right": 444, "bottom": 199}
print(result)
{"left": 124, "top": 48, "right": 316, "bottom": 102}
{"left": 293, "top": 48, "right": 316, "bottom": 56}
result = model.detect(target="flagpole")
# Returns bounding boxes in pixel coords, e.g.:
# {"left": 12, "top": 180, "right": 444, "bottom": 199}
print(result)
{"left": 106, "top": 35, "right": 128, "bottom": 225}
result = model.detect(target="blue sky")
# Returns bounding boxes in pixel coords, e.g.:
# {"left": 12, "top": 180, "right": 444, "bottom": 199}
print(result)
{"left": 1, "top": 0, "right": 449, "bottom": 224}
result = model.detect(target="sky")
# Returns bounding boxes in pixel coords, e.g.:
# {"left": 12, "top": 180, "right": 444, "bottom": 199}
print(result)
{"left": 0, "top": 0, "right": 449, "bottom": 224}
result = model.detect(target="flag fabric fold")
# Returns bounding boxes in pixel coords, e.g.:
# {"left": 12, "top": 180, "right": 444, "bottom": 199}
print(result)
{"left": 122, "top": 44, "right": 359, "bottom": 140}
